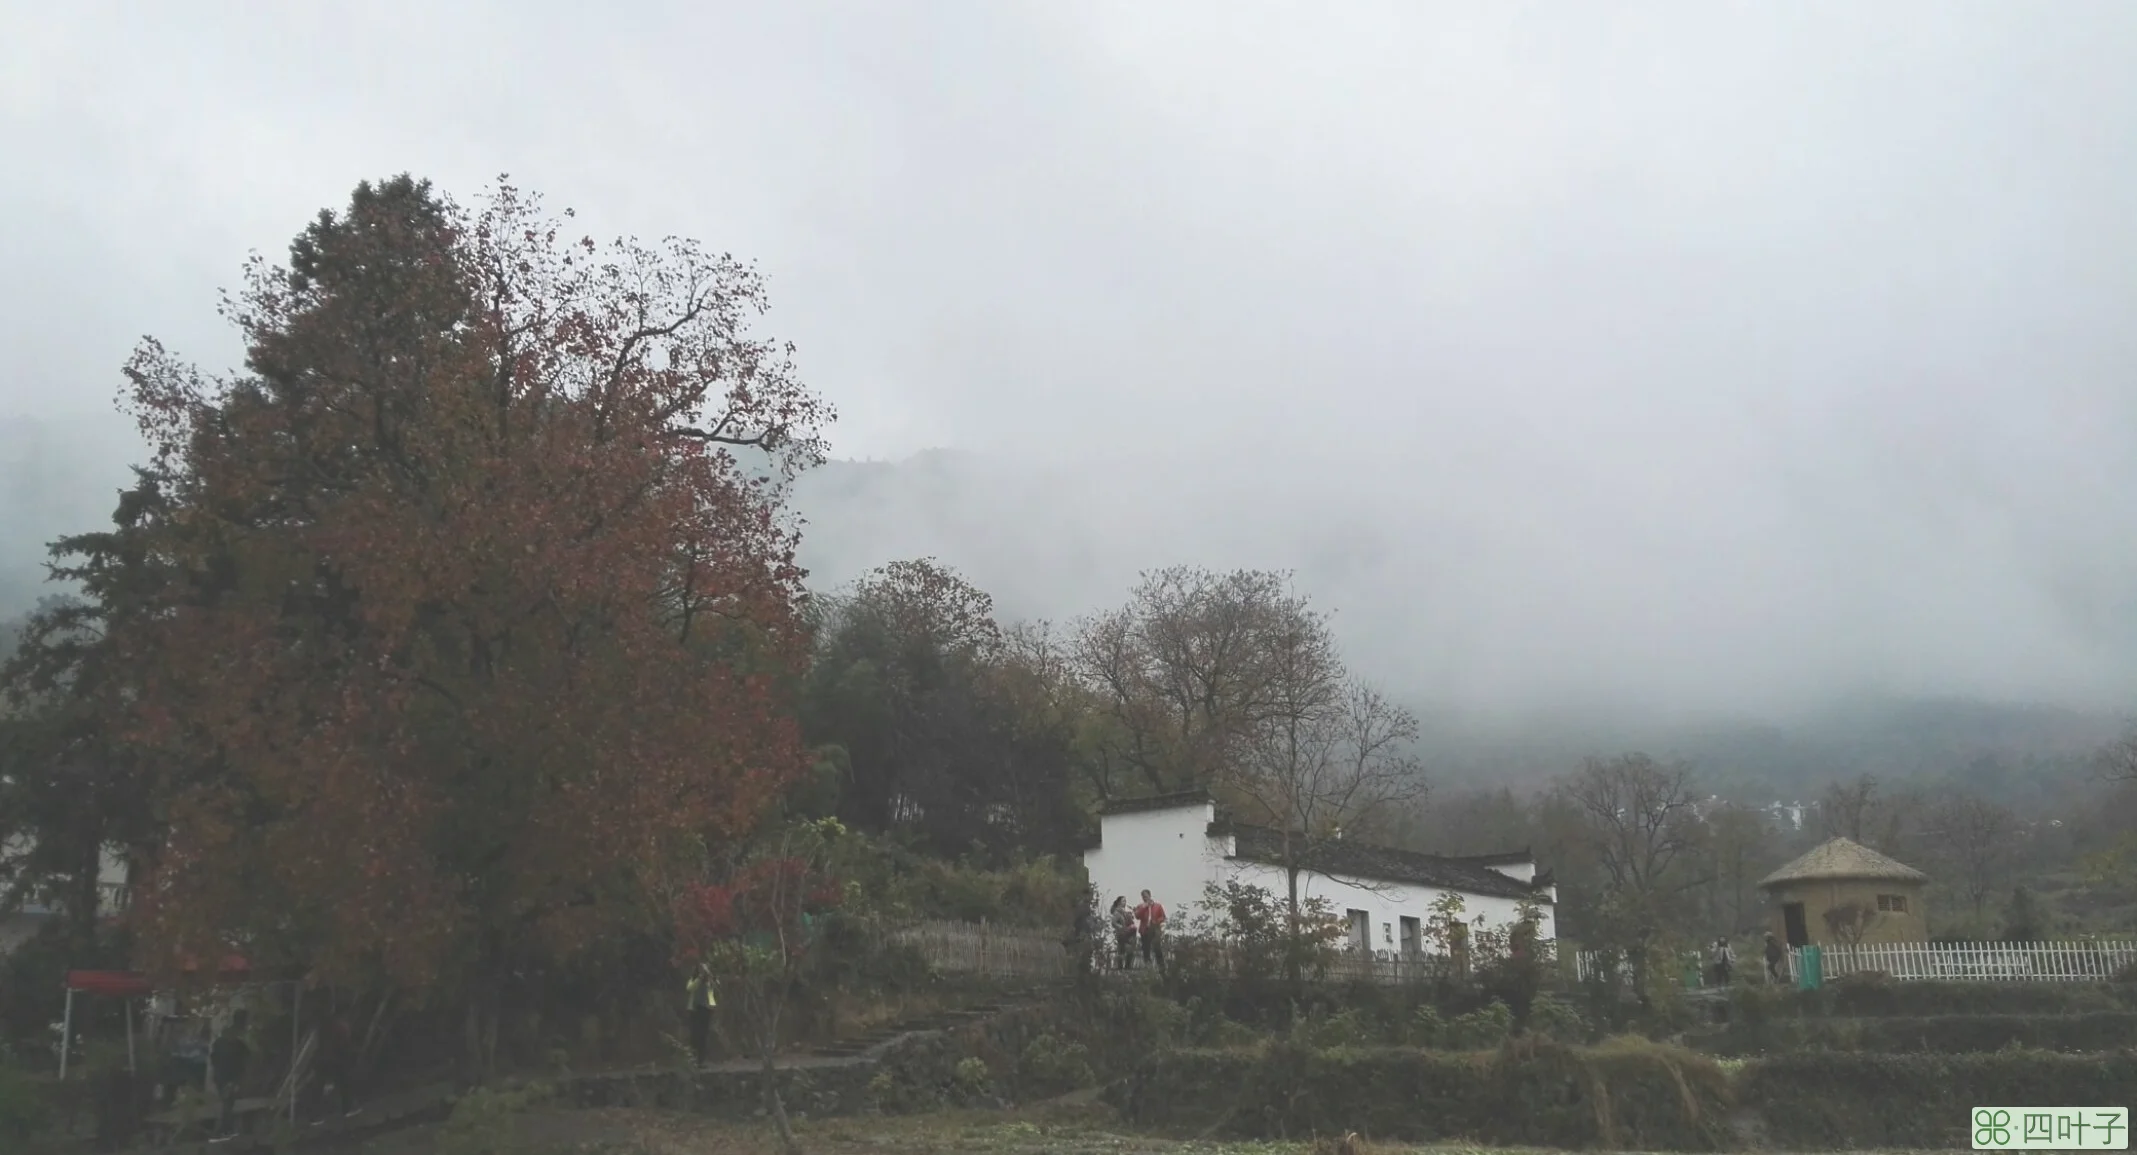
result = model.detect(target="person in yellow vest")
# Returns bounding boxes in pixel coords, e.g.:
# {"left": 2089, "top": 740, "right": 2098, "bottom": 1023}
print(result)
{"left": 685, "top": 966, "right": 717, "bottom": 1066}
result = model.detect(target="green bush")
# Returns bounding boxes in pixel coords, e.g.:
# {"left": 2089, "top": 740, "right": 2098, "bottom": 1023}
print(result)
{"left": 1747, "top": 978, "right": 2137, "bottom": 1019}
{"left": 0, "top": 1061, "right": 53, "bottom": 1143}
{"left": 1440, "top": 1001, "right": 1514, "bottom": 1051}
{"left": 1294, "top": 1007, "right": 1378, "bottom": 1049}
{"left": 1708, "top": 1011, "right": 2137, "bottom": 1056}
{"left": 1528, "top": 994, "right": 1589, "bottom": 1043}
{"left": 1406, "top": 1005, "right": 1446, "bottom": 1047}
{"left": 1739, "top": 1052, "right": 2137, "bottom": 1150}
{"left": 437, "top": 1082, "right": 554, "bottom": 1155}
{"left": 1014, "top": 1032, "right": 1094, "bottom": 1097}
{"left": 1113, "top": 1035, "right": 1733, "bottom": 1149}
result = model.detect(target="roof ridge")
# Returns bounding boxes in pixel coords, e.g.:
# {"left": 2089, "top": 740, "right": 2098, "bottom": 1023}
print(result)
{"left": 1757, "top": 835, "right": 1928, "bottom": 887}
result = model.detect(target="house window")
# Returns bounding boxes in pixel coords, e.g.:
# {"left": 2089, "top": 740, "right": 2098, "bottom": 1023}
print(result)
{"left": 1877, "top": 893, "right": 1908, "bottom": 913}
{"left": 1399, "top": 916, "right": 1422, "bottom": 957}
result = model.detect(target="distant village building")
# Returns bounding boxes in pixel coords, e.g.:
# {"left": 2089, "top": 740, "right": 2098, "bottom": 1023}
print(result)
{"left": 1763, "top": 801, "right": 1808, "bottom": 830}
{"left": 1082, "top": 792, "right": 1556, "bottom": 958}
{"left": 0, "top": 838, "right": 130, "bottom": 957}
{"left": 1758, "top": 836, "right": 1929, "bottom": 948}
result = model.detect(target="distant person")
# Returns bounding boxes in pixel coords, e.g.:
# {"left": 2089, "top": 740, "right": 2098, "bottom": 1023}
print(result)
{"left": 1066, "top": 889, "right": 1098, "bottom": 973}
{"left": 1710, "top": 938, "right": 1735, "bottom": 986}
{"left": 313, "top": 1011, "right": 360, "bottom": 1123}
{"left": 1764, "top": 932, "right": 1787, "bottom": 984}
{"left": 1110, "top": 897, "right": 1137, "bottom": 970}
{"left": 165, "top": 1021, "right": 209, "bottom": 1114}
{"left": 208, "top": 1011, "right": 251, "bottom": 1142}
{"left": 1134, "top": 889, "right": 1168, "bottom": 974}
{"left": 686, "top": 965, "right": 718, "bottom": 1065}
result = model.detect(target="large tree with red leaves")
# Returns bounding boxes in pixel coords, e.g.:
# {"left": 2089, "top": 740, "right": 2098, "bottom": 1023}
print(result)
{"left": 74, "top": 175, "right": 828, "bottom": 1074}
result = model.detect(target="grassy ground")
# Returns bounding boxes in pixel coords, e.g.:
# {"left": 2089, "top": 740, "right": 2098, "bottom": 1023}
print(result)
{"left": 347, "top": 1095, "right": 1958, "bottom": 1155}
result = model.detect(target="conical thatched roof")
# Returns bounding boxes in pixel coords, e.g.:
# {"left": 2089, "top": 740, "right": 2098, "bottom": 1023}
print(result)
{"left": 1757, "top": 836, "right": 1928, "bottom": 888}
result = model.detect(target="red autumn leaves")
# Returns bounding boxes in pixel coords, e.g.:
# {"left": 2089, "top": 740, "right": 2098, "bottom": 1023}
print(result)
{"left": 101, "top": 176, "right": 828, "bottom": 994}
{"left": 674, "top": 856, "right": 845, "bottom": 963}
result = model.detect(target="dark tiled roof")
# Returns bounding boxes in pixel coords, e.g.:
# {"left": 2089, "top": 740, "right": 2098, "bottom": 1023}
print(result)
{"left": 1097, "top": 790, "right": 1213, "bottom": 817}
{"left": 1226, "top": 826, "right": 1549, "bottom": 903}
{"left": 1446, "top": 849, "right": 1533, "bottom": 867}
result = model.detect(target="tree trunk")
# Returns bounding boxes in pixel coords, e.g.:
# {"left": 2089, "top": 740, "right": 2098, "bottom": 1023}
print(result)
{"left": 1284, "top": 864, "right": 1305, "bottom": 986}
{"left": 462, "top": 980, "right": 501, "bottom": 1087}
{"left": 756, "top": 992, "right": 800, "bottom": 1155}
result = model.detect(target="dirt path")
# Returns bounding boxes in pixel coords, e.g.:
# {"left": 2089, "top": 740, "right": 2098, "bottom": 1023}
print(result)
{"left": 338, "top": 1099, "right": 1962, "bottom": 1155}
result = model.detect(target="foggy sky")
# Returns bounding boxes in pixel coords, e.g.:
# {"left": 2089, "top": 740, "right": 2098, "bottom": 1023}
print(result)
{"left": 6, "top": 1, "right": 2137, "bottom": 724}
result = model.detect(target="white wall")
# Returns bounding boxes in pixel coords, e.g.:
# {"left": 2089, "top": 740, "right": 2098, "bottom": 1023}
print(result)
{"left": 1086, "top": 803, "right": 1558, "bottom": 951}
{"left": 1084, "top": 801, "right": 1228, "bottom": 916}
{"left": 1225, "top": 862, "right": 1554, "bottom": 954}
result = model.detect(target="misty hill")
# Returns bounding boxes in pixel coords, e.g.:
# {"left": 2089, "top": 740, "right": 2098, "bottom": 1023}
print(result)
{"left": 0, "top": 412, "right": 144, "bottom": 613}
{"left": 3, "top": 434, "right": 2126, "bottom": 806}
{"left": 788, "top": 449, "right": 2131, "bottom": 807}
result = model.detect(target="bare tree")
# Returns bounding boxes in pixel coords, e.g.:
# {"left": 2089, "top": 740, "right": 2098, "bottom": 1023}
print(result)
{"left": 1225, "top": 664, "right": 1428, "bottom": 971}
{"left": 1819, "top": 774, "right": 1880, "bottom": 842}
{"left": 1067, "top": 567, "right": 1325, "bottom": 798}
{"left": 1702, "top": 804, "right": 1779, "bottom": 936}
{"left": 1554, "top": 753, "right": 1710, "bottom": 988}
{"left": 1922, "top": 791, "right": 2020, "bottom": 917}
{"left": 1822, "top": 900, "right": 1878, "bottom": 945}
{"left": 2098, "top": 730, "right": 2137, "bottom": 784}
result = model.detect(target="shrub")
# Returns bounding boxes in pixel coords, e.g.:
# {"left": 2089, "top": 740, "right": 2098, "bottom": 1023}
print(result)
{"left": 1527, "top": 995, "right": 1588, "bottom": 1044}
{"left": 1739, "top": 1052, "right": 2137, "bottom": 1150}
{"left": 1783, "top": 980, "right": 2136, "bottom": 1018}
{"left": 437, "top": 1082, "right": 553, "bottom": 1155}
{"left": 1015, "top": 1033, "right": 1095, "bottom": 1097}
{"left": 1406, "top": 1005, "right": 1446, "bottom": 1047}
{"left": 1441, "top": 1000, "right": 1513, "bottom": 1051}
{"left": 1112, "top": 1036, "right": 1733, "bottom": 1149}
{"left": 1706, "top": 1011, "right": 2137, "bottom": 1056}
{"left": 0, "top": 1061, "right": 53, "bottom": 1143}
{"left": 1295, "top": 1007, "right": 1378, "bottom": 1050}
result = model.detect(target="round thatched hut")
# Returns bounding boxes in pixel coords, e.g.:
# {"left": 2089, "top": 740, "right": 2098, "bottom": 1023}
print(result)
{"left": 1758, "top": 836, "right": 1929, "bottom": 947}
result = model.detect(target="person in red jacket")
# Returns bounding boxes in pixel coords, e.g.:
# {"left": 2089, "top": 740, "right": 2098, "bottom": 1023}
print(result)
{"left": 1133, "top": 889, "right": 1167, "bottom": 974}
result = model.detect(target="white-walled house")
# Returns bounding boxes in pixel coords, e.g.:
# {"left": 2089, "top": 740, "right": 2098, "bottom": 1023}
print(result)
{"left": 1083, "top": 792, "right": 1555, "bottom": 958}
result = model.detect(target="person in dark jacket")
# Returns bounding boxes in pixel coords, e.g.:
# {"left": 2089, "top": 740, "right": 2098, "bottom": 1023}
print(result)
{"left": 208, "top": 1011, "right": 251, "bottom": 1142}
{"left": 313, "top": 1011, "right": 360, "bottom": 1123}
{"left": 1764, "top": 932, "right": 1788, "bottom": 983}
{"left": 685, "top": 966, "right": 718, "bottom": 1066}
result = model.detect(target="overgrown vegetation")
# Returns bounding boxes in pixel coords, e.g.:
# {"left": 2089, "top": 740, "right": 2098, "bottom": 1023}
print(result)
{"left": 1739, "top": 1052, "right": 2137, "bottom": 1150}
{"left": 1114, "top": 1036, "right": 1735, "bottom": 1150}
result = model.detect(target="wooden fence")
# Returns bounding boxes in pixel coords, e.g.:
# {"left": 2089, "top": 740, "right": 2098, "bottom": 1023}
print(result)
{"left": 1574, "top": 940, "right": 2137, "bottom": 985}
{"left": 883, "top": 919, "right": 1078, "bottom": 979}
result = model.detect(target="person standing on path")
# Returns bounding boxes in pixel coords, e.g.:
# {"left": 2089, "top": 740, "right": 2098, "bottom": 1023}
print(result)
{"left": 1109, "top": 897, "right": 1136, "bottom": 971}
{"left": 685, "top": 965, "right": 718, "bottom": 1065}
{"left": 313, "top": 1011, "right": 360, "bottom": 1123}
{"left": 208, "top": 1011, "right": 251, "bottom": 1142}
{"left": 1066, "top": 888, "right": 1098, "bottom": 973}
{"left": 1134, "top": 889, "right": 1167, "bottom": 974}
{"left": 1709, "top": 937, "right": 1735, "bottom": 986}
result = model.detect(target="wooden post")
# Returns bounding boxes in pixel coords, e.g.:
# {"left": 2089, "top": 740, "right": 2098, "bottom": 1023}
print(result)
{"left": 289, "top": 985, "right": 301, "bottom": 1125}
{"left": 126, "top": 997, "right": 137, "bottom": 1074}
{"left": 59, "top": 987, "right": 75, "bottom": 1080}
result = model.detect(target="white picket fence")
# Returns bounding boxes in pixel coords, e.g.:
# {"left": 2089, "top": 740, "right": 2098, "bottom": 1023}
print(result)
{"left": 1574, "top": 940, "right": 2137, "bottom": 985}
{"left": 1807, "top": 940, "right": 2137, "bottom": 982}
